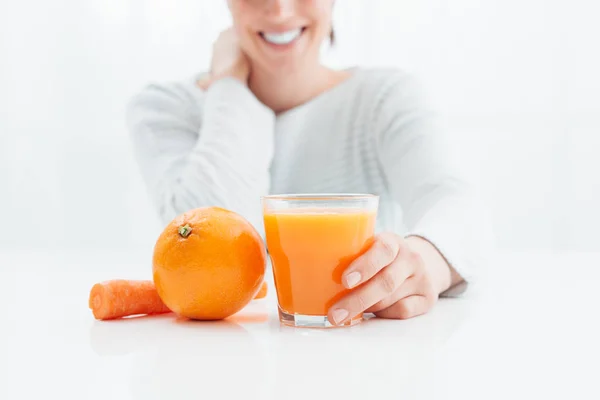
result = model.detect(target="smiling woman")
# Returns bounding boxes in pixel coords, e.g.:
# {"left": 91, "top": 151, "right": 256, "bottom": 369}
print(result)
{"left": 126, "top": 0, "right": 493, "bottom": 324}
{"left": 261, "top": 28, "right": 304, "bottom": 45}
{"left": 201, "top": 0, "right": 345, "bottom": 112}
{"left": 229, "top": 0, "right": 332, "bottom": 72}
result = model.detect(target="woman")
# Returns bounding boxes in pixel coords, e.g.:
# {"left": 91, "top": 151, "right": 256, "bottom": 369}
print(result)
{"left": 127, "top": 0, "right": 492, "bottom": 325}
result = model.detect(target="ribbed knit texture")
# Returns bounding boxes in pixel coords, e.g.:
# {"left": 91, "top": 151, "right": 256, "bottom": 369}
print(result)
{"left": 127, "top": 68, "right": 494, "bottom": 295}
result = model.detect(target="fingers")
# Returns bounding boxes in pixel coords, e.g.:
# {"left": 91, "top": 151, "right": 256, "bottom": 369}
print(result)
{"left": 328, "top": 254, "right": 415, "bottom": 325}
{"left": 367, "top": 266, "right": 438, "bottom": 316}
{"left": 374, "top": 295, "right": 432, "bottom": 320}
{"left": 329, "top": 234, "right": 440, "bottom": 324}
{"left": 217, "top": 27, "right": 237, "bottom": 41}
{"left": 364, "top": 276, "right": 418, "bottom": 313}
{"left": 342, "top": 233, "right": 400, "bottom": 289}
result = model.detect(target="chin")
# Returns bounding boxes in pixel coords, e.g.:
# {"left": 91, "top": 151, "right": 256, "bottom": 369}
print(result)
{"left": 248, "top": 26, "right": 321, "bottom": 75}
{"left": 260, "top": 56, "right": 310, "bottom": 75}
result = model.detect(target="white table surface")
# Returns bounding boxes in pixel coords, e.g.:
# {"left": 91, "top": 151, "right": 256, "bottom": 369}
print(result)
{"left": 1, "top": 250, "right": 599, "bottom": 400}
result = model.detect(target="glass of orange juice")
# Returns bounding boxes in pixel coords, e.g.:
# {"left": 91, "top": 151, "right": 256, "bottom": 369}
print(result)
{"left": 262, "top": 194, "right": 379, "bottom": 328}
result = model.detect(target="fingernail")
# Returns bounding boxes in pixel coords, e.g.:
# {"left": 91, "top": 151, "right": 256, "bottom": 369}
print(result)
{"left": 331, "top": 308, "right": 349, "bottom": 325}
{"left": 344, "top": 272, "right": 361, "bottom": 288}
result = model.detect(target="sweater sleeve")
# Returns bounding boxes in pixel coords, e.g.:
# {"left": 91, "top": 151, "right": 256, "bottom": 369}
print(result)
{"left": 374, "top": 73, "right": 494, "bottom": 296}
{"left": 126, "top": 77, "right": 275, "bottom": 234}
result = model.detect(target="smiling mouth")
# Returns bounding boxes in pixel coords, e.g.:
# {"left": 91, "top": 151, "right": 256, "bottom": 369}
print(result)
{"left": 259, "top": 27, "right": 306, "bottom": 46}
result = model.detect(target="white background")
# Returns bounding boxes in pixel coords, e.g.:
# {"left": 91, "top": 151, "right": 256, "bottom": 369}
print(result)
{"left": 1, "top": 0, "right": 598, "bottom": 254}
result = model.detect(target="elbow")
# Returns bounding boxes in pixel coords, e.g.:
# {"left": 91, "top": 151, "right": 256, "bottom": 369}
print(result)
{"left": 153, "top": 182, "right": 206, "bottom": 225}
{"left": 153, "top": 181, "right": 243, "bottom": 223}
{"left": 155, "top": 182, "right": 265, "bottom": 237}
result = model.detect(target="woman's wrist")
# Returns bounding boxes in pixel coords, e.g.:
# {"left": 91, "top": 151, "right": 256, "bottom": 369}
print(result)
{"left": 222, "top": 61, "right": 250, "bottom": 84}
{"left": 212, "top": 58, "right": 250, "bottom": 85}
{"left": 404, "top": 236, "right": 454, "bottom": 295}
{"left": 198, "top": 63, "right": 249, "bottom": 90}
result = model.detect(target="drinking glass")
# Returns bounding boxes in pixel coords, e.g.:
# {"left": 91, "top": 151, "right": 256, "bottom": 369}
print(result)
{"left": 262, "top": 194, "right": 379, "bottom": 328}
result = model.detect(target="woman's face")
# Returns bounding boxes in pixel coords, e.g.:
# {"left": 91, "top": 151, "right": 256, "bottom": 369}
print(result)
{"left": 228, "top": 0, "right": 334, "bottom": 74}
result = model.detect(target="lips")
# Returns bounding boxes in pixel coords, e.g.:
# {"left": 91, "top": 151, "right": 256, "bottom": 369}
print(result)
{"left": 259, "top": 27, "right": 305, "bottom": 45}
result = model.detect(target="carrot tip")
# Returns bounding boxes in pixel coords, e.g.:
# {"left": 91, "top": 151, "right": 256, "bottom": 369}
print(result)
{"left": 253, "top": 281, "right": 268, "bottom": 300}
{"left": 89, "top": 279, "right": 172, "bottom": 320}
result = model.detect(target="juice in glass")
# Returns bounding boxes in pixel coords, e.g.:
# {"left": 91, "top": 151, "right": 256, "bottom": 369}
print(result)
{"left": 262, "top": 194, "right": 378, "bottom": 328}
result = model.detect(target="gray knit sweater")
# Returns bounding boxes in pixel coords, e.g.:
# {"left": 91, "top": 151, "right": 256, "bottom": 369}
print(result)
{"left": 126, "top": 68, "right": 493, "bottom": 292}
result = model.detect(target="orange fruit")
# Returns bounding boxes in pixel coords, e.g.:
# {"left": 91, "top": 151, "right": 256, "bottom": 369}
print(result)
{"left": 152, "top": 207, "right": 266, "bottom": 320}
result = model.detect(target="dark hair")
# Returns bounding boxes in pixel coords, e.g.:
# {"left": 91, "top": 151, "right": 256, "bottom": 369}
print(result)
{"left": 330, "top": 28, "right": 335, "bottom": 45}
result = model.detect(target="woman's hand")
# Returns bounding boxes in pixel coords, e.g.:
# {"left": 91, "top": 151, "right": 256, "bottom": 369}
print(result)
{"left": 328, "top": 234, "right": 459, "bottom": 325}
{"left": 198, "top": 28, "right": 250, "bottom": 90}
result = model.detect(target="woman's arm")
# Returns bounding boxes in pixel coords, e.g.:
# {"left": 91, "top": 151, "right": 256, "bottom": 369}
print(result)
{"left": 327, "top": 72, "right": 494, "bottom": 324}
{"left": 126, "top": 77, "right": 275, "bottom": 232}
{"left": 375, "top": 72, "right": 494, "bottom": 295}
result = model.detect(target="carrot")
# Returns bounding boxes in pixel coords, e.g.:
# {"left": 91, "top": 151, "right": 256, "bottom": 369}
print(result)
{"left": 254, "top": 281, "right": 268, "bottom": 299}
{"left": 89, "top": 280, "right": 171, "bottom": 320}
{"left": 89, "top": 280, "right": 269, "bottom": 320}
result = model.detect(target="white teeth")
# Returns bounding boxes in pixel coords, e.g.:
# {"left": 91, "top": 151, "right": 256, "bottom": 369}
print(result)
{"left": 261, "top": 29, "right": 302, "bottom": 45}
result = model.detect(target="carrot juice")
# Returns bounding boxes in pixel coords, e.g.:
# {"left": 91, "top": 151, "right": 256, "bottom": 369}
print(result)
{"left": 262, "top": 195, "right": 378, "bottom": 328}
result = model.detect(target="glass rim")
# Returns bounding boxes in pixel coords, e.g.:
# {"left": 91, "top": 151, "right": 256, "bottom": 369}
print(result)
{"left": 261, "top": 193, "right": 379, "bottom": 201}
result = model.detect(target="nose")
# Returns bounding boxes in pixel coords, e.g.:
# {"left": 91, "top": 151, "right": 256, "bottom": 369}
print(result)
{"left": 264, "top": 0, "right": 295, "bottom": 18}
